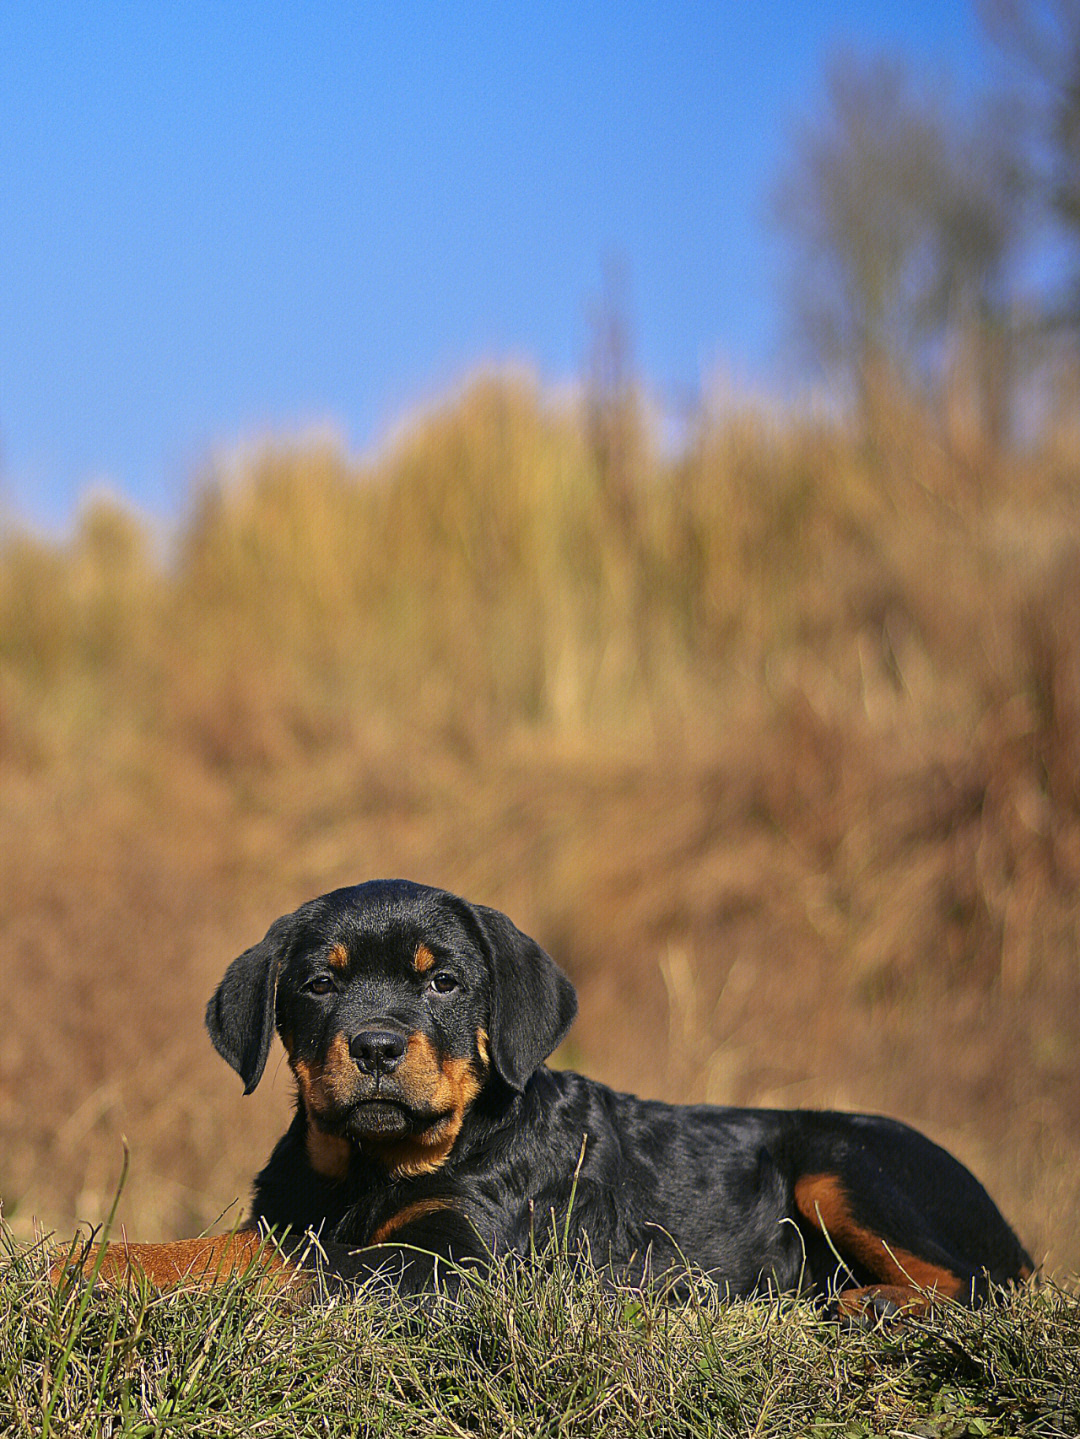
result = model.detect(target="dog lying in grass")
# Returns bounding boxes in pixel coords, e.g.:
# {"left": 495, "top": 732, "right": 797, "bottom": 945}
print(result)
{"left": 53, "top": 879, "right": 1033, "bottom": 1317}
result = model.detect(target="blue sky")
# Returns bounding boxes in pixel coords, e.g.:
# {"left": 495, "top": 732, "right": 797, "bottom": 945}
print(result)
{"left": 2, "top": 2, "right": 999, "bottom": 530}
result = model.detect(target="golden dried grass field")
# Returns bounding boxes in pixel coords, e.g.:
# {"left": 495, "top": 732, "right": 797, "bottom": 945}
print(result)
{"left": 2, "top": 373, "right": 1078, "bottom": 1279}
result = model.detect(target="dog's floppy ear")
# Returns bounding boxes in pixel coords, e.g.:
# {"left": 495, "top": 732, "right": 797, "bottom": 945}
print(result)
{"left": 205, "top": 912, "right": 297, "bottom": 1094}
{"left": 470, "top": 903, "right": 577, "bottom": 1091}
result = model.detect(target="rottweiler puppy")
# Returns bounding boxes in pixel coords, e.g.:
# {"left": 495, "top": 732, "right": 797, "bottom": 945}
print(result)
{"left": 57, "top": 879, "right": 1032, "bottom": 1315}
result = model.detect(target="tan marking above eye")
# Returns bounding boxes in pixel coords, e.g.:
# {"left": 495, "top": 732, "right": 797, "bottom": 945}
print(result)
{"left": 327, "top": 943, "right": 349, "bottom": 971}
{"left": 414, "top": 943, "right": 435, "bottom": 972}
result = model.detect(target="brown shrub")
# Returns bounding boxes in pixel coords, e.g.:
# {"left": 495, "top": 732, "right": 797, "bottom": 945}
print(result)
{"left": 1, "top": 373, "right": 1078, "bottom": 1276}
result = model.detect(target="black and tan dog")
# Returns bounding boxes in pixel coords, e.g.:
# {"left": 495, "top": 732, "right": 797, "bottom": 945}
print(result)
{"left": 57, "top": 879, "right": 1032, "bottom": 1315}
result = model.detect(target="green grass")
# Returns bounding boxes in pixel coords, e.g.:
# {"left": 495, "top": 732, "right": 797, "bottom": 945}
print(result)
{"left": 3, "top": 1224, "right": 1077, "bottom": 1438}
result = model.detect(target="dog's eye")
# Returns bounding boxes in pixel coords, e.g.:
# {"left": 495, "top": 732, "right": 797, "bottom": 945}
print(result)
{"left": 305, "top": 976, "right": 336, "bottom": 996}
{"left": 428, "top": 972, "right": 460, "bottom": 996}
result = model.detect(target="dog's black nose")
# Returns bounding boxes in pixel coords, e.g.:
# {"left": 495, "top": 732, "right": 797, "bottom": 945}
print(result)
{"left": 349, "top": 1028, "right": 408, "bottom": 1074}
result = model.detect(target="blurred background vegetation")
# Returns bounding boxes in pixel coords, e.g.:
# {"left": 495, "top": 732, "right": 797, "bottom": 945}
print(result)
{"left": 2, "top": 1, "right": 1080, "bottom": 1277}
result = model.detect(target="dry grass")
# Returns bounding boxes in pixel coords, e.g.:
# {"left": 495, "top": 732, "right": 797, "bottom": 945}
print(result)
{"left": 8, "top": 1225, "right": 1079, "bottom": 1438}
{"left": 1, "top": 369, "right": 1078, "bottom": 1284}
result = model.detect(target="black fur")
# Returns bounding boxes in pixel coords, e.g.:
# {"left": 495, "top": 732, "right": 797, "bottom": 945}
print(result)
{"left": 206, "top": 880, "right": 1032, "bottom": 1307}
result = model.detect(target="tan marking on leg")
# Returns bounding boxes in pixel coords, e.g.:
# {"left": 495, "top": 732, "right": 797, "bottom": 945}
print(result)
{"left": 50, "top": 1231, "right": 302, "bottom": 1293}
{"left": 835, "top": 1283, "right": 939, "bottom": 1319}
{"left": 328, "top": 943, "right": 350, "bottom": 970}
{"left": 794, "top": 1172, "right": 966, "bottom": 1299}
{"left": 413, "top": 943, "right": 435, "bottom": 972}
{"left": 369, "top": 1198, "right": 452, "bottom": 1245}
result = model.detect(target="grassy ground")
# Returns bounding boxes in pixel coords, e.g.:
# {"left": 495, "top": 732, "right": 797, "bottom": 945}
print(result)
{"left": 3, "top": 1222, "right": 1077, "bottom": 1439}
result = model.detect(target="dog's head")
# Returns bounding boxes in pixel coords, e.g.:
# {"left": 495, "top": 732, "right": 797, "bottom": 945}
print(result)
{"left": 205, "top": 880, "right": 577, "bottom": 1177}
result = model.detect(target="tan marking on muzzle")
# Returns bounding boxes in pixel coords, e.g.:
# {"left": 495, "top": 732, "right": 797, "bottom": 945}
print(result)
{"left": 365, "top": 1034, "right": 482, "bottom": 1177}
{"left": 292, "top": 1032, "right": 360, "bottom": 1117}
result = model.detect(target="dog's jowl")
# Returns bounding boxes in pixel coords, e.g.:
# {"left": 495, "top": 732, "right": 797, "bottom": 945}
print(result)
{"left": 55, "top": 879, "right": 1033, "bottom": 1317}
